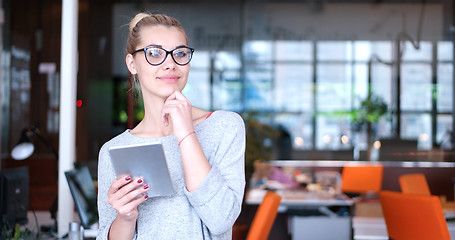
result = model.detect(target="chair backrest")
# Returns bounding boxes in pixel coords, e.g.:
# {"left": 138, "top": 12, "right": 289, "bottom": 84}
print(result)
{"left": 341, "top": 164, "right": 383, "bottom": 194}
{"left": 379, "top": 190, "right": 450, "bottom": 240}
{"left": 246, "top": 191, "right": 282, "bottom": 240}
{"left": 378, "top": 138, "right": 418, "bottom": 161}
{"left": 399, "top": 173, "right": 431, "bottom": 195}
{"left": 65, "top": 166, "right": 98, "bottom": 229}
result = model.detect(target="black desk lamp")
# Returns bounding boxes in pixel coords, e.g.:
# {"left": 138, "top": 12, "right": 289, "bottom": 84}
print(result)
{"left": 10, "top": 126, "right": 59, "bottom": 235}
{"left": 11, "top": 127, "right": 59, "bottom": 161}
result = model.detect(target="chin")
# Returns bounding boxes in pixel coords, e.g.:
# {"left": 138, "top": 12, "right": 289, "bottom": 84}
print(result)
{"left": 155, "top": 82, "right": 186, "bottom": 97}
{"left": 162, "top": 88, "right": 182, "bottom": 98}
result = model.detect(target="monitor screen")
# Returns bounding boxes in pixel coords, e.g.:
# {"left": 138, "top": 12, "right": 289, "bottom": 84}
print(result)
{"left": 0, "top": 166, "right": 29, "bottom": 227}
{"left": 65, "top": 167, "right": 98, "bottom": 229}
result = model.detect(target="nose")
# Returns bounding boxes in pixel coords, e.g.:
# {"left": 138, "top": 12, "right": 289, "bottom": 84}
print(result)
{"left": 161, "top": 52, "right": 176, "bottom": 70}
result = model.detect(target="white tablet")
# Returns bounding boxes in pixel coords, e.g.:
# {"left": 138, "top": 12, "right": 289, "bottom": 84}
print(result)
{"left": 108, "top": 142, "right": 175, "bottom": 198}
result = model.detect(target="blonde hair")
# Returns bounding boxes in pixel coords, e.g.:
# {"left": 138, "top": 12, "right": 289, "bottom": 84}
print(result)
{"left": 126, "top": 12, "right": 188, "bottom": 55}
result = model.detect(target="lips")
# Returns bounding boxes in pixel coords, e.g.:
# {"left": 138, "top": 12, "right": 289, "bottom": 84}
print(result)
{"left": 157, "top": 75, "right": 179, "bottom": 83}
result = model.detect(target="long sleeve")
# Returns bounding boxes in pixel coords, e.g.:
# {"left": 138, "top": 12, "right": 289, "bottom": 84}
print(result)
{"left": 96, "top": 144, "right": 116, "bottom": 240}
{"left": 184, "top": 112, "right": 246, "bottom": 236}
{"left": 96, "top": 135, "right": 140, "bottom": 240}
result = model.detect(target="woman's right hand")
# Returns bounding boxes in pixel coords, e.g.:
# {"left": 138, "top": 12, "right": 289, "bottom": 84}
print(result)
{"left": 107, "top": 175, "right": 149, "bottom": 221}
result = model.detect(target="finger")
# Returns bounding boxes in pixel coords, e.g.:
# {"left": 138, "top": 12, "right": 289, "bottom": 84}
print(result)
{"left": 160, "top": 105, "right": 180, "bottom": 127}
{"left": 163, "top": 99, "right": 180, "bottom": 105}
{"left": 117, "top": 194, "right": 149, "bottom": 218}
{"left": 116, "top": 177, "right": 145, "bottom": 196}
{"left": 165, "top": 91, "right": 178, "bottom": 102}
{"left": 161, "top": 92, "right": 191, "bottom": 128}
{"left": 161, "top": 112, "right": 169, "bottom": 126}
{"left": 165, "top": 91, "right": 189, "bottom": 105}
{"left": 170, "top": 91, "right": 187, "bottom": 101}
{"left": 108, "top": 177, "right": 144, "bottom": 203}
{"left": 107, "top": 175, "right": 132, "bottom": 196}
{"left": 161, "top": 101, "right": 181, "bottom": 126}
{"left": 162, "top": 100, "right": 191, "bottom": 114}
{"left": 113, "top": 183, "right": 149, "bottom": 208}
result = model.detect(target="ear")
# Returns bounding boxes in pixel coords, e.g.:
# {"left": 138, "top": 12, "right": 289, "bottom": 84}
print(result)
{"left": 126, "top": 54, "right": 137, "bottom": 75}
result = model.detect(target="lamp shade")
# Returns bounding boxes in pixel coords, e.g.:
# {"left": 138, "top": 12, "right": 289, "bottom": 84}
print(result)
{"left": 11, "top": 142, "right": 35, "bottom": 160}
{"left": 11, "top": 129, "right": 35, "bottom": 160}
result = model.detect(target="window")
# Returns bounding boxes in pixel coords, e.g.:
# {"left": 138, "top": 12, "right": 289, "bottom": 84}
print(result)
{"left": 185, "top": 51, "right": 211, "bottom": 110}
{"left": 213, "top": 51, "right": 243, "bottom": 111}
{"left": 193, "top": 40, "right": 453, "bottom": 153}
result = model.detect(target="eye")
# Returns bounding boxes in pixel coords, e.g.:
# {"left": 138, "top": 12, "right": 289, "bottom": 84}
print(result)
{"left": 147, "top": 48, "right": 162, "bottom": 58}
{"left": 174, "top": 49, "right": 188, "bottom": 58}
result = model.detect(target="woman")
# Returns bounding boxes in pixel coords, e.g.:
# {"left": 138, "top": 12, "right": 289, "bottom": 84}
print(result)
{"left": 97, "top": 13, "right": 246, "bottom": 239}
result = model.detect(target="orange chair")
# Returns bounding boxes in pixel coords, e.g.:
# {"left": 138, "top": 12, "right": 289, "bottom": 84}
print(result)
{"left": 246, "top": 191, "right": 282, "bottom": 240}
{"left": 379, "top": 190, "right": 450, "bottom": 240}
{"left": 341, "top": 164, "right": 384, "bottom": 194}
{"left": 399, "top": 173, "right": 431, "bottom": 195}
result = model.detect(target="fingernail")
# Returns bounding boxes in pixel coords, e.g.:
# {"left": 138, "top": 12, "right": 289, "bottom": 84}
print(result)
{"left": 144, "top": 194, "right": 148, "bottom": 199}
{"left": 125, "top": 176, "right": 131, "bottom": 181}
{"left": 143, "top": 184, "right": 149, "bottom": 190}
{"left": 137, "top": 178, "right": 143, "bottom": 184}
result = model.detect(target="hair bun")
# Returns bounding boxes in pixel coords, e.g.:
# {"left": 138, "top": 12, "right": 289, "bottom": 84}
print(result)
{"left": 129, "top": 13, "right": 151, "bottom": 32}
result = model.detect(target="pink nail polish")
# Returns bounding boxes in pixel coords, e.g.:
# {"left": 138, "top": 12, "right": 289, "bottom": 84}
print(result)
{"left": 143, "top": 184, "right": 149, "bottom": 189}
{"left": 137, "top": 178, "right": 143, "bottom": 184}
{"left": 125, "top": 176, "right": 131, "bottom": 181}
{"left": 144, "top": 194, "right": 148, "bottom": 199}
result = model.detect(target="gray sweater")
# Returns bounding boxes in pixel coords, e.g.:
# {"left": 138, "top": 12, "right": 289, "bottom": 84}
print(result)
{"left": 96, "top": 110, "right": 246, "bottom": 240}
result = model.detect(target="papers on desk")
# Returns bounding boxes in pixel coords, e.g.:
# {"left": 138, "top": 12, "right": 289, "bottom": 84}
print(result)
{"left": 246, "top": 188, "right": 353, "bottom": 207}
{"left": 247, "top": 188, "right": 268, "bottom": 201}
{"left": 284, "top": 189, "right": 336, "bottom": 200}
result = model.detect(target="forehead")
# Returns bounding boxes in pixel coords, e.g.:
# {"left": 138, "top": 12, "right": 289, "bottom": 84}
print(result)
{"left": 139, "top": 25, "right": 187, "bottom": 49}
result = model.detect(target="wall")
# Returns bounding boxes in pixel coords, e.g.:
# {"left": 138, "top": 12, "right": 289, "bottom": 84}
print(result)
{"left": 244, "top": 3, "right": 442, "bottom": 41}
{"left": 111, "top": 2, "right": 443, "bottom": 77}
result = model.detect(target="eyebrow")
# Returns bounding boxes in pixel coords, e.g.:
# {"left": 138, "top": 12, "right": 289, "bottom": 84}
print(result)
{"left": 144, "top": 44, "right": 188, "bottom": 49}
{"left": 145, "top": 44, "right": 161, "bottom": 48}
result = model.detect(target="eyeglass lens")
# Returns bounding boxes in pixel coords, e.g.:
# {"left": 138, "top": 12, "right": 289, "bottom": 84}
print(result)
{"left": 145, "top": 47, "right": 193, "bottom": 66}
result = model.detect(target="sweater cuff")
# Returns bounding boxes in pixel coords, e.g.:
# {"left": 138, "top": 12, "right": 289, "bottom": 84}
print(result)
{"left": 97, "top": 219, "right": 138, "bottom": 240}
{"left": 97, "top": 218, "right": 112, "bottom": 240}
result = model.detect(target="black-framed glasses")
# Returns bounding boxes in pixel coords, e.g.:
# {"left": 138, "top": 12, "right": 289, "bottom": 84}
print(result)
{"left": 132, "top": 46, "right": 194, "bottom": 66}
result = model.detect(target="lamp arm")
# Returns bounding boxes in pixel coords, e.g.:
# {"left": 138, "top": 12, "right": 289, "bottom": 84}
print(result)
{"left": 31, "top": 127, "right": 59, "bottom": 161}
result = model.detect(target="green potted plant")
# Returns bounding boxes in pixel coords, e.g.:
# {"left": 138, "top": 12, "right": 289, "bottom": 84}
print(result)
{"left": 242, "top": 112, "right": 278, "bottom": 183}
{"left": 1, "top": 223, "right": 35, "bottom": 240}
{"left": 351, "top": 93, "right": 388, "bottom": 160}
{"left": 351, "top": 93, "right": 388, "bottom": 129}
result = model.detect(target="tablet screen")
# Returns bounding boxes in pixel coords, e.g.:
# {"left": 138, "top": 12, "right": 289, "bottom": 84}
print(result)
{"left": 108, "top": 142, "right": 175, "bottom": 198}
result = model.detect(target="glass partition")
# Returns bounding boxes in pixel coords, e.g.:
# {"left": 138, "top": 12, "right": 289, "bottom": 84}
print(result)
{"left": 108, "top": 2, "right": 454, "bottom": 162}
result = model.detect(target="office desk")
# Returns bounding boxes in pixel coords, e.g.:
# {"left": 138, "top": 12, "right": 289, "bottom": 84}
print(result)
{"left": 247, "top": 189, "right": 352, "bottom": 203}
{"left": 246, "top": 188, "right": 353, "bottom": 214}
{"left": 25, "top": 211, "right": 97, "bottom": 240}
{"left": 245, "top": 189, "right": 354, "bottom": 240}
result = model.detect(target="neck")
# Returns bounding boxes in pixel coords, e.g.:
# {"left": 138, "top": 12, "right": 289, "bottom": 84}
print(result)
{"left": 131, "top": 95, "right": 173, "bottom": 137}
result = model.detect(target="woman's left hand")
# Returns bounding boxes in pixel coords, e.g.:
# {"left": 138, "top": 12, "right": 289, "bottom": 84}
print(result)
{"left": 161, "top": 91, "right": 194, "bottom": 140}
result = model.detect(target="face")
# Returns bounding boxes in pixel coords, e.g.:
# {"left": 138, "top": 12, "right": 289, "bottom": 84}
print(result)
{"left": 126, "top": 25, "right": 190, "bottom": 100}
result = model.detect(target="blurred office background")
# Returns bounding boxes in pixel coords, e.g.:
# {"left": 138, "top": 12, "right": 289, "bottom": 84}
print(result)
{"left": 0, "top": 0, "right": 454, "bottom": 210}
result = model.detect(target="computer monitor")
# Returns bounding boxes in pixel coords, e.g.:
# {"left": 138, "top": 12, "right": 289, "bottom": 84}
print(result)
{"left": 65, "top": 166, "right": 98, "bottom": 229}
{"left": 0, "top": 166, "right": 29, "bottom": 227}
